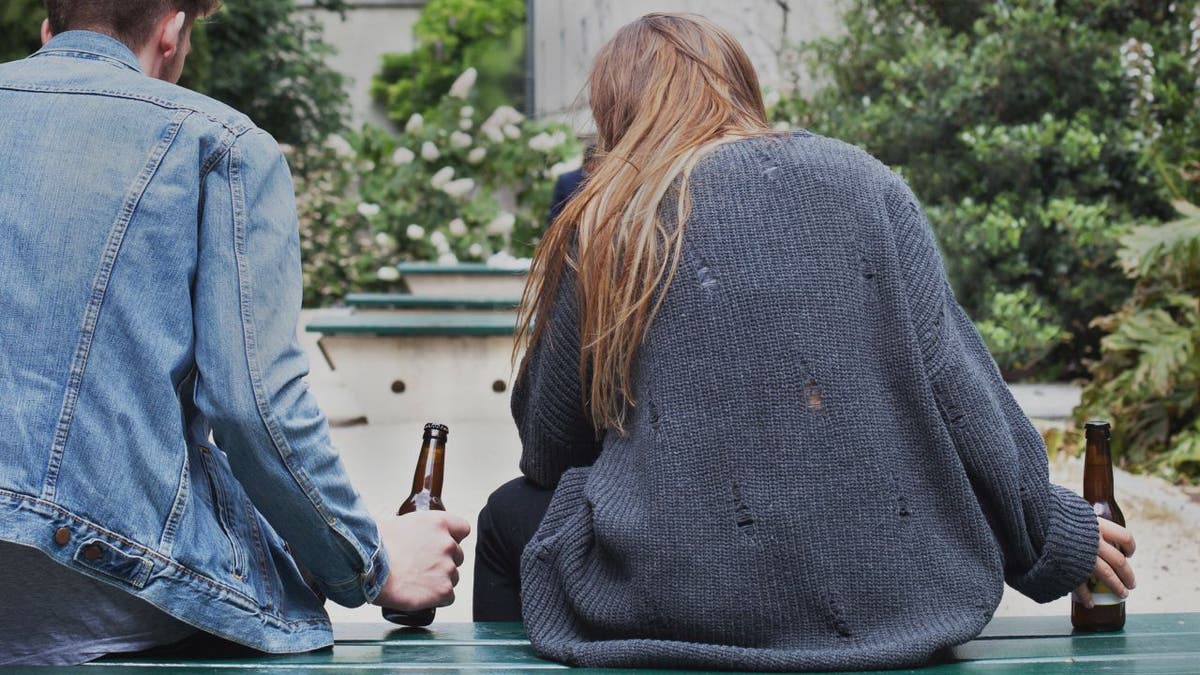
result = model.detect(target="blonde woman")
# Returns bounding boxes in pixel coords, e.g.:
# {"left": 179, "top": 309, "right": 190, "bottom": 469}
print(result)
{"left": 474, "top": 13, "right": 1135, "bottom": 670}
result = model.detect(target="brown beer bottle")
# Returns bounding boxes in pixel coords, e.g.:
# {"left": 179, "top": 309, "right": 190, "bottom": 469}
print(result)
{"left": 382, "top": 423, "right": 449, "bottom": 627}
{"left": 1071, "top": 420, "right": 1126, "bottom": 632}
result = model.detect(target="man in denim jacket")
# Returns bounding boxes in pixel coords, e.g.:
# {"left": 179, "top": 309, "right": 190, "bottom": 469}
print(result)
{"left": 0, "top": 1, "right": 470, "bottom": 665}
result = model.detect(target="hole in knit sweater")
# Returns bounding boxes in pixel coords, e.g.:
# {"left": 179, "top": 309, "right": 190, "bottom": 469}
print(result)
{"left": 730, "top": 481, "right": 755, "bottom": 530}
{"left": 697, "top": 265, "right": 718, "bottom": 289}
{"left": 805, "top": 381, "right": 824, "bottom": 411}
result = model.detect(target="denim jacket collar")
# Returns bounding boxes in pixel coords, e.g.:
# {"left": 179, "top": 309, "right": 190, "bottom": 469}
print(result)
{"left": 33, "top": 30, "right": 144, "bottom": 75}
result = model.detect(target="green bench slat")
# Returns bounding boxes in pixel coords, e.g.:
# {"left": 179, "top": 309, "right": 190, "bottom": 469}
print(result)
{"left": 46, "top": 613, "right": 1199, "bottom": 673}
{"left": 343, "top": 294, "right": 521, "bottom": 311}
{"left": 305, "top": 312, "right": 518, "bottom": 336}
{"left": 397, "top": 262, "right": 528, "bottom": 276}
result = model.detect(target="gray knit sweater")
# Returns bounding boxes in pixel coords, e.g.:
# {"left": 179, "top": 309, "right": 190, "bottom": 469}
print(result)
{"left": 513, "top": 132, "right": 1099, "bottom": 671}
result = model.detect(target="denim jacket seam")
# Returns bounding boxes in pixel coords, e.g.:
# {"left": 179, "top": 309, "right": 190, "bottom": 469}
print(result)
{"left": 31, "top": 49, "right": 140, "bottom": 73}
{"left": 0, "top": 487, "right": 273, "bottom": 613}
{"left": 0, "top": 82, "right": 253, "bottom": 136}
{"left": 228, "top": 138, "right": 375, "bottom": 583}
{"left": 40, "top": 109, "right": 189, "bottom": 502}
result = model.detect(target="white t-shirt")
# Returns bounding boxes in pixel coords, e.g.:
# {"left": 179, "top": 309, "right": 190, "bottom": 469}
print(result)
{"left": 0, "top": 540, "right": 196, "bottom": 665}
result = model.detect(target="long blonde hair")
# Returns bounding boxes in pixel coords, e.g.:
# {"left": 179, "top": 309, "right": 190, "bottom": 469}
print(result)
{"left": 517, "top": 13, "right": 772, "bottom": 433}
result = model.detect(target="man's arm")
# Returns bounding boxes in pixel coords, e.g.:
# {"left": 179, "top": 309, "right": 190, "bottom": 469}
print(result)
{"left": 192, "top": 129, "right": 385, "bottom": 606}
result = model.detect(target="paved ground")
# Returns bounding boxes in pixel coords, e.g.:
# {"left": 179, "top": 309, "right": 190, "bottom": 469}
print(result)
{"left": 297, "top": 311, "right": 1199, "bottom": 625}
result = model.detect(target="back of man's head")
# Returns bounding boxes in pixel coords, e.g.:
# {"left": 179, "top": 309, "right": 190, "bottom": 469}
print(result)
{"left": 44, "top": 1, "right": 220, "bottom": 52}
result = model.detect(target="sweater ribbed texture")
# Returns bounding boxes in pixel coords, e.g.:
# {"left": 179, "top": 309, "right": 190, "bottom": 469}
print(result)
{"left": 512, "top": 132, "right": 1099, "bottom": 671}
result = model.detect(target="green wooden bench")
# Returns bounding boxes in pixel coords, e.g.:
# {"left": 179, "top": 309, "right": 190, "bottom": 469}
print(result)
{"left": 305, "top": 311, "right": 518, "bottom": 338}
{"left": 344, "top": 293, "right": 522, "bottom": 312}
{"left": 45, "top": 614, "right": 1200, "bottom": 673}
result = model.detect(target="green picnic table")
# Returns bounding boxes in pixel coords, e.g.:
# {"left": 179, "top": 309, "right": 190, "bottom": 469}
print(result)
{"left": 29, "top": 613, "right": 1200, "bottom": 673}
{"left": 343, "top": 293, "right": 522, "bottom": 311}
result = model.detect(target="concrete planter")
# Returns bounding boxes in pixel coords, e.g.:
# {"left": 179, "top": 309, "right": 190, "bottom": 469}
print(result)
{"left": 397, "top": 262, "right": 529, "bottom": 298}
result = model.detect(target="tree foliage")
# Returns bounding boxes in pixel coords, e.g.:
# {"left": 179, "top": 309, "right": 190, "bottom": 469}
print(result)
{"left": 777, "top": 0, "right": 1200, "bottom": 377}
{"left": 1076, "top": 201, "right": 1200, "bottom": 481}
{"left": 0, "top": 0, "right": 349, "bottom": 152}
{"left": 0, "top": 0, "right": 42, "bottom": 64}
{"left": 180, "top": 0, "right": 350, "bottom": 149}
{"left": 371, "top": 0, "right": 525, "bottom": 125}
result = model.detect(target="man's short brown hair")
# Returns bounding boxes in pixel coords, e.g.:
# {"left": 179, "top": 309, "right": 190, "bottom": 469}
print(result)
{"left": 45, "top": 1, "right": 221, "bottom": 51}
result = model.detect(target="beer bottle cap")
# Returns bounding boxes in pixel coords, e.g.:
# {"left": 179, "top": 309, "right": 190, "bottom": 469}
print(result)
{"left": 423, "top": 422, "right": 450, "bottom": 436}
{"left": 1085, "top": 420, "right": 1111, "bottom": 438}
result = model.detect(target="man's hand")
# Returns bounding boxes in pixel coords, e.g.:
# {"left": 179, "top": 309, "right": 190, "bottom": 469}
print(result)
{"left": 1075, "top": 518, "right": 1136, "bottom": 608}
{"left": 371, "top": 511, "right": 471, "bottom": 611}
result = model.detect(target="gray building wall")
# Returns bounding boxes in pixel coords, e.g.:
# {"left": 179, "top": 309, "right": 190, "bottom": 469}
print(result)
{"left": 300, "top": 1, "right": 425, "bottom": 127}
{"left": 305, "top": 1, "right": 844, "bottom": 127}
{"left": 531, "top": 0, "right": 845, "bottom": 130}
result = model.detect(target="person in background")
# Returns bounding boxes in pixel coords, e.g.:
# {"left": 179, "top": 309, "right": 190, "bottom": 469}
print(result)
{"left": 0, "top": 1, "right": 468, "bottom": 665}
{"left": 475, "top": 13, "right": 1135, "bottom": 670}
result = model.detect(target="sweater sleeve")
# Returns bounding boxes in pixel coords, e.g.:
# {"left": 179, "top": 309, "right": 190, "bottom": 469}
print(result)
{"left": 888, "top": 179, "right": 1099, "bottom": 603}
{"left": 511, "top": 264, "right": 602, "bottom": 488}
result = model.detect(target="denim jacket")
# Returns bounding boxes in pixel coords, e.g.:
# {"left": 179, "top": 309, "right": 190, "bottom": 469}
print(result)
{"left": 0, "top": 32, "right": 387, "bottom": 652}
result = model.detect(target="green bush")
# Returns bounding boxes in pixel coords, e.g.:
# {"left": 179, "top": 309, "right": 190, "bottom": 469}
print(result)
{"left": 371, "top": 0, "right": 525, "bottom": 125}
{"left": 777, "top": 0, "right": 1200, "bottom": 377}
{"left": 180, "top": 0, "right": 350, "bottom": 150}
{"left": 1076, "top": 201, "right": 1200, "bottom": 481}
{"left": 295, "top": 70, "right": 581, "bottom": 306}
{"left": 0, "top": 0, "right": 349, "bottom": 152}
{"left": 0, "top": 0, "right": 42, "bottom": 64}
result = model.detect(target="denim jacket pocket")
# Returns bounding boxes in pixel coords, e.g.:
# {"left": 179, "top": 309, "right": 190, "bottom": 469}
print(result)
{"left": 197, "top": 444, "right": 247, "bottom": 581}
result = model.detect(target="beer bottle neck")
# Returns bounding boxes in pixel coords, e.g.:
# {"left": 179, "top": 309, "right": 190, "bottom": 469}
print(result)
{"left": 409, "top": 436, "right": 446, "bottom": 498}
{"left": 1082, "top": 435, "right": 1115, "bottom": 502}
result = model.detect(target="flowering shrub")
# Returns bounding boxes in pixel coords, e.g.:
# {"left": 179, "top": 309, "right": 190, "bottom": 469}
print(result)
{"left": 295, "top": 68, "right": 581, "bottom": 306}
{"left": 777, "top": 0, "right": 1200, "bottom": 377}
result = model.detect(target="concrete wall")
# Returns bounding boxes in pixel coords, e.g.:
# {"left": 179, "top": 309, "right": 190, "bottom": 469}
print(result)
{"left": 306, "top": 1, "right": 844, "bottom": 126}
{"left": 531, "top": 0, "right": 845, "bottom": 129}
{"left": 301, "top": 1, "right": 425, "bottom": 127}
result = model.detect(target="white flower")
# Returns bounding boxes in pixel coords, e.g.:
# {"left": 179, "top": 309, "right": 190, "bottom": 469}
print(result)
{"left": 437, "top": 252, "right": 459, "bottom": 265}
{"left": 421, "top": 141, "right": 440, "bottom": 161}
{"left": 468, "top": 243, "right": 484, "bottom": 257}
{"left": 763, "top": 87, "right": 782, "bottom": 110}
{"left": 503, "top": 124, "right": 522, "bottom": 140}
{"left": 486, "top": 212, "right": 516, "bottom": 236}
{"left": 486, "top": 105, "right": 525, "bottom": 127}
{"left": 324, "top": 134, "right": 354, "bottom": 158}
{"left": 377, "top": 266, "right": 400, "bottom": 282}
{"left": 430, "top": 230, "right": 450, "bottom": 252}
{"left": 362, "top": 160, "right": 376, "bottom": 172}
{"left": 392, "top": 147, "right": 415, "bottom": 164}
{"left": 448, "top": 218, "right": 468, "bottom": 236}
{"left": 357, "top": 202, "right": 381, "bottom": 218}
{"left": 374, "top": 232, "right": 396, "bottom": 251}
{"left": 528, "top": 132, "right": 555, "bottom": 152}
{"left": 481, "top": 124, "right": 505, "bottom": 143}
{"left": 442, "top": 178, "right": 476, "bottom": 198}
{"left": 406, "top": 224, "right": 425, "bottom": 240}
{"left": 450, "top": 131, "right": 473, "bottom": 148}
{"left": 459, "top": 118, "right": 474, "bottom": 131}
{"left": 467, "top": 147, "right": 487, "bottom": 164}
{"left": 405, "top": 113, "right": 424, "bottom": 134}
{"left": 549, "top": 155, "right": 583, "bottom": 178}
{"left": 487, "top": 250, "right": 528, "bottom": 268}
{"left": 773, "top": 121, "right": 791, "bottom": 131}
{"left": 448, "top": 67, "right": 477, "bottom": 99}
{"left": 460, "top": 106, "right": 474, "bottom": 118}
{"left": 430, "top": 166, "right": 456, "bottom": 189}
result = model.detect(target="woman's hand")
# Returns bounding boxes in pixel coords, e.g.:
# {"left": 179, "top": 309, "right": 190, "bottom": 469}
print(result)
{"left": 1075, "top": 518, "right": 1136, "bottom": 608}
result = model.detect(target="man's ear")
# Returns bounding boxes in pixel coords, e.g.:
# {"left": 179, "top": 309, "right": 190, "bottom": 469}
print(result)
{"left": 158, "top": 11, "right": 187, "bottom": 60}
{"left": 41, "top": 18, "right": 52, "bottom": 45}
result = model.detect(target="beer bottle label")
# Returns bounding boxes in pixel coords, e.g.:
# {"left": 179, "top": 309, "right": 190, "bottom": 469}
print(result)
{"left": 1088, "top": 575, "right": 1124, "bottom": 606}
